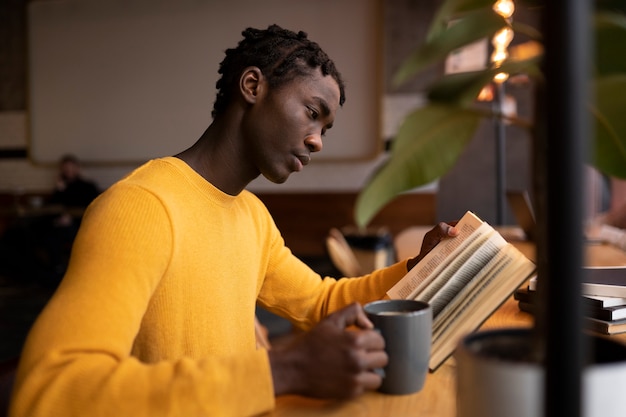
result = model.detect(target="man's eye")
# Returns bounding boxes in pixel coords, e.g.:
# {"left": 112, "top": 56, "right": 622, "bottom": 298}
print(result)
{"left": 308, "top": 107, "right": 319, "bottom": 120}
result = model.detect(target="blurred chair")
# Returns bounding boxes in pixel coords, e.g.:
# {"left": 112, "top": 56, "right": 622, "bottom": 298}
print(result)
{"left": 340, "top": 226, "right": 394, "bottom": 273}
{"left": 326, "top": 228, "right": 362, "bottom": 277}
{"left": 326, "top": 226, "right": 396, "bottom": 276}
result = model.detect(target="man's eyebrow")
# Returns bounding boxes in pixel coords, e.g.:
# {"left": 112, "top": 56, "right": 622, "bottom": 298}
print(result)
{"left": 312, "top": 96, "right": 334, "bottom": 129}
{"left": 312, "top": 96, "right": 331, "bottom": 117}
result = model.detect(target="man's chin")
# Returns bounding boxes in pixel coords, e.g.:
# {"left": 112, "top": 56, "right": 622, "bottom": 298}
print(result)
{"left": 263, "top": 172, "right": 291, "bottom": 185}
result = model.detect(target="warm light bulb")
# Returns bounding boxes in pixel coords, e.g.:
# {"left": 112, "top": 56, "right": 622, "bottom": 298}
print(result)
{"left": 493, "top": 0, "right": 515, "bottom": 19}
{"left": 494, "top": 72, "right": 509, "bottom": 83}
{"left": 477, "top": 84, "right": 495, "bottom": 101}
{"left": 493, "top": 27, "right": 514, "bottom": 48}
{"left": 491, "top": 0, "right": 514, "bottom": 84}
{"left": 491, "top": 49, "right": 509, "bottom": 64}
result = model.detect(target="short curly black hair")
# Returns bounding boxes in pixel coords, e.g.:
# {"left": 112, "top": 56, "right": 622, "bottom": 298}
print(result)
{"left": 211, "top": 24, "right": 346, "bottom": 118}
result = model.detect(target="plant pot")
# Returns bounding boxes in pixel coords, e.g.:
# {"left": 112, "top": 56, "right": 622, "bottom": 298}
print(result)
{"left": 455, "top": 327, "right": 626, "bottom": 417}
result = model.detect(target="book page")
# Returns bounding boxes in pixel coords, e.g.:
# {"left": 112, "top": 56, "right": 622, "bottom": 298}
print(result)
{"left": 582, "top": 283, "right": 626, "bottom": 298}
{"left": 428, "top": 245, "right": 536, "bottom": 370}
{"left": 386, "top": 211, "right": 485, "bottom": 300}
{"left": 414, "top": 224, "right": 494, "bottom": 303}
{"left": 432, "top": 248, "right": 513, "bottom": 337}
{"left": 423, "top": 231, "right": 507, "bottom": 317}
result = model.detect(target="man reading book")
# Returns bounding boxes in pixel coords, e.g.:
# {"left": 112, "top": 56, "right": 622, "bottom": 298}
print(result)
{"left": 9, "top": 25, "right": 458, "bottom": 417}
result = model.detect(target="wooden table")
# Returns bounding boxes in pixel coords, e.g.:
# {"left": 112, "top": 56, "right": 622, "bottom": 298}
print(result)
{"left": 266, "top": 240, "right": 626, "bottom": 417}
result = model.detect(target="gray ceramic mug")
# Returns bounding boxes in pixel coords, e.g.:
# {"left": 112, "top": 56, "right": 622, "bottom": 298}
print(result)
{"left": 364, "top": 299, "right": 432, "bottom": 395}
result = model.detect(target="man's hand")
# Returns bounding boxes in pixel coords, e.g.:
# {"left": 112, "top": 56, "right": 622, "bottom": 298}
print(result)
{"left": 406, "top": 221, "right": 459, "bottom": 271}
{"left": 269, "top": 303, "right": 387, "bottom": 399}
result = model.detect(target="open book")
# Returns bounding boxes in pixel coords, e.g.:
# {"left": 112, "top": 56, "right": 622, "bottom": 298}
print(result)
{"left": 387, "top": 210, "right": 536, "bottom": 371}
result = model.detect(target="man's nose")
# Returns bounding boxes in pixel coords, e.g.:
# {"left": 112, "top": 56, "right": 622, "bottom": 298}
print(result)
{"left": 304, "top": 133, "right": 323, "bottom": 153}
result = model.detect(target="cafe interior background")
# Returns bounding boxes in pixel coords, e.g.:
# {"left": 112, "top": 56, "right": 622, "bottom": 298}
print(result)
{"left": 0, "top": 0, "right": 614, "bottom": 360}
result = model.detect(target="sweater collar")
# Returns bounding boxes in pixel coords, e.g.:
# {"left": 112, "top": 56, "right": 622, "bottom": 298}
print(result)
{"left": 161, "top": 156, "right": 239, "bottom": 208}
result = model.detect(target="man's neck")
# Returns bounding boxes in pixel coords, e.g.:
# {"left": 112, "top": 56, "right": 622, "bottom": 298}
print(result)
{"left": 174, "top": 122, "right": 259, "bottom": 196}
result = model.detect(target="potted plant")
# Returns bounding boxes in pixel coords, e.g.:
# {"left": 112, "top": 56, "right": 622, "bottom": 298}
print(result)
{"left": 354, "top": 1, "right": 626, "bottom": 416}
{"left": 355, "top": 0, "right": 626, "bottom": 228}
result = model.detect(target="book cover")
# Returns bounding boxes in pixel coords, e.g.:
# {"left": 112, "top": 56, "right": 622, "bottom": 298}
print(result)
{"left": 517, "top": 301, "right": 626, "bottom": 335}
{"left": 584, "top": 266, "right": 626, "bottom": 286}
{"left": 515, "top": 286, "right": 626, "bottom": 309}
{"left": 585, "top": 317, "right": 626, "bottom": 335}
{"left": 586, "top": 304, "right": 626, "bottom": 321}
{"left": 581, "top": 266, "right": 626, "bottom": 298}
{"left": 516, "top": 286, "right": 626, "bottom": 320}
{"left": 528, "top": 267, "right": 626, "bottom": 299}
{"left": 388, "top": 210, "right": 537, "bottom": 371}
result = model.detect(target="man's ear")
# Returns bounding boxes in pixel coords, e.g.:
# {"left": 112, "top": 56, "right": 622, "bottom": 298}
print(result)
{"left": 240, "top": 67, "right": 264, "bottom": 105}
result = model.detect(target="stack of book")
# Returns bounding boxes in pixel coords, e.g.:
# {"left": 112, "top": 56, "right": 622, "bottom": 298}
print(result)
{"left": 514, "top": 266, "right": 626, "bottom": 335}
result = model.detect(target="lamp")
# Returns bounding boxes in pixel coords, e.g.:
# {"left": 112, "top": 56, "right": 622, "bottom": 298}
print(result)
{"left": 491, "top": 0, "right": 515, "bottom": 224}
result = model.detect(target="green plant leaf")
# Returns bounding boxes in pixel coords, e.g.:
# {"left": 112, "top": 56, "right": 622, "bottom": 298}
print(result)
{"left": 592, "top": 75, "right": 626, "bottom": 178}
{"left": 596, "top": 0, "right": 626, "bottom": 13}
{"left": 426, "top": 70, "right": 497, "bottom": 104}
{"left": 510, "top": 21, "right": 543, "bottom": 40}
{"left": 355, "top": 105, "right": 482, "bottom": 227}
{"left": 357, "top": 1, "right": 626, "bottom": 229}
{"left": 393, "top": 8, "right": 508, "bottom": 87}
{"left": 426, "top": 57, "right": 541, "bottom": 105}
{"left": 594, "top": 12, "right": 626, "bottom": 76}
{"left": 427, "top": 0, "right": 497, "bottom": 42}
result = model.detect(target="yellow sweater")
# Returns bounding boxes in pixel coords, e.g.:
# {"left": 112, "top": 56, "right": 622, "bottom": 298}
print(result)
{"left": 9, "top": 157, "right": 409, "bottom": 417}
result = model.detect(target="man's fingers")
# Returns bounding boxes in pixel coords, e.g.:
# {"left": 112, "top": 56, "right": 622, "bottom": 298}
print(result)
{"left": 422, "top": 222, "right": 459, "bottom": 251}
{"left": 434, "top": 221, "right": 459, "bottom": 239}
{"left": 328, "top": 302, "right": 374, "bottom": 330}
{"left": 364, "top": 348, "right": 388, "bottom": 370}
{"left": 358, "top": 369, "right": 385, "bottom": 392}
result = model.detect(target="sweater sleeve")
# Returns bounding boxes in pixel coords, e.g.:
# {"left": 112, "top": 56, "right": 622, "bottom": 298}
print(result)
{"left": 256, "top": 214, "right": 410, "bottom": 331}
{"left": 9, "top": 186, "right": 275, "bottom": 417}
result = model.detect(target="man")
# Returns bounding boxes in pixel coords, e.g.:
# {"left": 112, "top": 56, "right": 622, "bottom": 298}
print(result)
{"left": 9, "top": 25, "right": 457, "bottom": 417}
{"left": 0, "top": 155, "right": 100, "bottom": 287}
{"left": 49, "top": 154, "right": 100, "bottom": 210}
{"left": 42, "top": 154, "right": 101, "bottom": 284}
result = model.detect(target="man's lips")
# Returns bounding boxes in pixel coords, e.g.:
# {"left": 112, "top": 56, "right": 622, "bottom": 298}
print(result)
{"left": 292, "top": 154, "right": 311, "bottom": 172}
{"left": 297, "top": 154, "right": 311, "bottom": 166}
